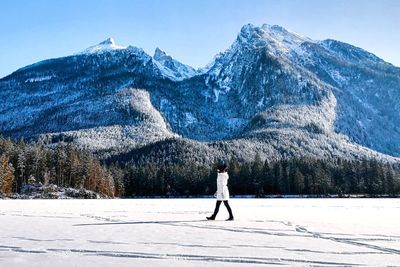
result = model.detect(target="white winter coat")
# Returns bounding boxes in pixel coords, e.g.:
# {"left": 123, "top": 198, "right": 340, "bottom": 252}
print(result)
{"left": 215, "top": 172, "right": 230, "bottom": 200}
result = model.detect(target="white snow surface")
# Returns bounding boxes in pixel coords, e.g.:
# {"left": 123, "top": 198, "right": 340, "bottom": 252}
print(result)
{"left": 1, "top": 199, "right": 400, "bottom": 266}
{"left": 80, "top": 37, "right": 127, "bottom": 54}
{"left": 25, "top": 76, "right": 53, "bottom": 83}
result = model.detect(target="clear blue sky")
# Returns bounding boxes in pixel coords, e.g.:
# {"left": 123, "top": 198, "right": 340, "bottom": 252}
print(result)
{"left": 1, "top": 0, "right": 399, "bottom": 78}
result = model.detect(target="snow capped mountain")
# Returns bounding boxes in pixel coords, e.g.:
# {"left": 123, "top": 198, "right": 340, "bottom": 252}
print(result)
{"left": 78, "top": 39, "right": 196, "bottom": 81}
{"left": 0, "top": 39, "right": 179, "bottom": 150}
{"left": 1, "top": 25, "right": 400, "bottom": 163}
{"left": 239, "top": 24, "right": 311, "bottom": 54}
{"left": 199, "top": 23, "right": 400, "bottom": 157}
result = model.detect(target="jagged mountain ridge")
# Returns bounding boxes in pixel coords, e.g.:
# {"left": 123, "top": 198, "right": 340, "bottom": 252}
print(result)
{"left": 1, "top": 24, "right": 400, "bottom": 162}
{"left": 153, "top": 47, "right": 197, "bottom": 80}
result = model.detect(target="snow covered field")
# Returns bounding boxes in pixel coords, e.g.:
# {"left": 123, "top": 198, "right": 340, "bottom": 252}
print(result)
{"left": 1, "top": 199, "right": 400, "bottom": 266}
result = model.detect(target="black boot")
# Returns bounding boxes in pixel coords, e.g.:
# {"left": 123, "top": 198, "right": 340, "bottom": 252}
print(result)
{"left": 223, "top": 201, "right": 234, "bottom": 221}
{"left": 206, "top": 215, "right": 216, "bottom": 220}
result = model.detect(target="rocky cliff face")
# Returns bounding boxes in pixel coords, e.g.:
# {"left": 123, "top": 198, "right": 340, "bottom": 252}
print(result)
{"left": 1, "top": 24, "right": 400, "bottom": 162}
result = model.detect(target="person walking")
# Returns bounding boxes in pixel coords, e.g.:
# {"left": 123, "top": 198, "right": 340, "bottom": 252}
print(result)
{"left": 207, "top": 163, "right": 234, "bottom": 221}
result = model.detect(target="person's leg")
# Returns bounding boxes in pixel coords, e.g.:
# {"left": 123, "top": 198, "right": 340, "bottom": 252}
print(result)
{"left": 223, "top": 201, "right": 234, "bottom": 220}
{"left": 213, "top": 200, "right": 222, "bottom": 216}
{"left": 207, "top": 201, "right": 222, "bottom": 220}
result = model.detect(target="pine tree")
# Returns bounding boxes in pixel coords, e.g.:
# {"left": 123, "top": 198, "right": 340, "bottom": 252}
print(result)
{"left": 251, "top": 154, "right": 264, "bottom": 197}
{"left": 272, "top": 162, "right": 283, "bottom": 194}
{"left": 1, "top": 156, "right": 15, "bottom": 194}
{"left": 0, "top": 158, "right": 3, "bottom": 191}
{"left": 228, "top": 157, "right": 241, "bottom": 195}
{"left": 292, "top": 166, "right": 305, "bottom": 194}
{"left": 17, "top": 150, "right": 26, "bottom": 186}
{"left": 262, "top": 160, "right": 273, "bottom": 194}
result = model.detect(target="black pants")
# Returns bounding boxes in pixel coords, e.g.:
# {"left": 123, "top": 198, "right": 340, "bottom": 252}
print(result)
{"left": 212, "top": 200, "right": 233, "bottom": 218}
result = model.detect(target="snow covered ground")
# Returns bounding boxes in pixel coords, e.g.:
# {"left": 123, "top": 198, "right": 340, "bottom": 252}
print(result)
{"left": 1, "top": 199, "right": 400, "bottom": 266}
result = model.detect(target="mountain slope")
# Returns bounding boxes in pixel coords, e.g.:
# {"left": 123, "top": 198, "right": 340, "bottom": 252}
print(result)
{"left": 0, "top": 39, "right": 181, "bottom": 148}
{"left": 1, "top": 27, "right": 400, "bottom": 163}
{"left": 153, "top": 47, "right": 197, "bottom": 81}
{"left": 291, "top": 39, "right": 400, "bottom": 155}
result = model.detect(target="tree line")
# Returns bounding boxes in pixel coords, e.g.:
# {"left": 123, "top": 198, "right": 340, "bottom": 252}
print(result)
{"left": 110, "top": 154, "right": 400, "bottom": 197}
{"left": 2, "top": 136, "right": 400, "bottom": 197}
{"left": 0, "top": 137, "right": 120, "bottom": 197}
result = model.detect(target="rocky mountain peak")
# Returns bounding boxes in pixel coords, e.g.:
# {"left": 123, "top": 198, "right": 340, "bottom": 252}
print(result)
{"left": 80, "top": 37, "right": 127, "bottom": 54}
{"left": 99, "top": 37, "right": 116, "bottom": 46}
{"left": 153, "top": 47, "right": 172, "bottom": 61}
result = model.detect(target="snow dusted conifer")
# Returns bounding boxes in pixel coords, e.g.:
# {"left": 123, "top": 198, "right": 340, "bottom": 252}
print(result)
{"left": 17, "top": 150, "right": 26, "bottom": 184}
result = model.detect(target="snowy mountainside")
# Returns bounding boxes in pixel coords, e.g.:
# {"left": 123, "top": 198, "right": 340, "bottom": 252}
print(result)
{"left": 0, "top": 41, "right": 178, "bottom": 147}
{"left": 153, "top": 47, "right": 197, "bottom": 81}
{"left": 1, "top": 26, "right": 400, "bottom": 162}
{"left": 196, "top": 23, "right": 400, "bottom": 157}
{"left": 39, "top": 88, "right": 177, "bottom": 151}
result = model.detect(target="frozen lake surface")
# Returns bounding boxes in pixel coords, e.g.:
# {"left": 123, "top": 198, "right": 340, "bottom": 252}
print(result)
{"left": 1, "top": 198, "right": 400, "bottom": 266}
